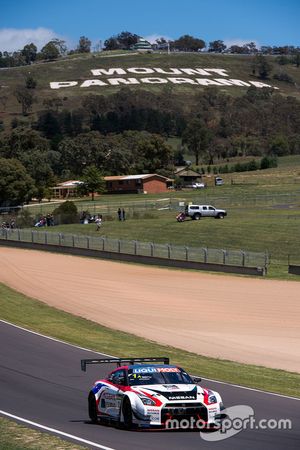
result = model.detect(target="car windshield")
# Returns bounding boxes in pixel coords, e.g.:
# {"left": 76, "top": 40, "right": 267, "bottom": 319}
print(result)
{"left": 127, "top": 366, "right": 193, "bottom": 386}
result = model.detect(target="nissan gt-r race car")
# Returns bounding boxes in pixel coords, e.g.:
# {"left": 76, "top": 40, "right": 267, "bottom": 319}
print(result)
{"left": 81, "top": 357, "right": 226, "bottom": 430}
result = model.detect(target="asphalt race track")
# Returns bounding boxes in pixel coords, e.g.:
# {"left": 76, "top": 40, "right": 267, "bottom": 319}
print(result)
{"left": 0, "top": 320, "right": 299, "bottom": 450}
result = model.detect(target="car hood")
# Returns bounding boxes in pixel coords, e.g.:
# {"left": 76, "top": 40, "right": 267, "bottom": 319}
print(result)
{"left": 131, "top": 384, "right": 202, "bottom": 401}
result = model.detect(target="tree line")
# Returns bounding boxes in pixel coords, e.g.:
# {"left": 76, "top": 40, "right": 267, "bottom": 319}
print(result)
{"left": 1, "top": 81, "right": 300, "bottom": 206}
{"left": 1, "top": 31, "right": 300, "bottom": 68}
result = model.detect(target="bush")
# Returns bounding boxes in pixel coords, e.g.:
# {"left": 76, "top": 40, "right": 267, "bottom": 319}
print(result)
{"left": 16, "top": 209, "right": 34, "bottom": 228}
{"left": 52, "top": 201, "right": 78, "bottom": 224}
{"left": 273, "top": 72, "right": 294, "bottom": 84}
{"left": 260, "top": 156, "right": 278, "bottom": 170}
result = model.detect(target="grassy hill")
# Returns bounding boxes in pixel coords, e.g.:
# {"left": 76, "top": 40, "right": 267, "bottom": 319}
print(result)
{"left": 1, "top": 51, "right": 300, "bottom": 126}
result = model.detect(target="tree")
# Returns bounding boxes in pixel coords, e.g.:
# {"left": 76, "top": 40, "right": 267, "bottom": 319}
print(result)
{"left": 25, "top": 75, "right": 37, "bottom": 89}
{"left": 117, "top": 31, "right": 139, "bottom": 49}
{"left": 0, "top": 157, "right": 35, "bottom": 206}
{"left": 252, "top": 54, "right": 272, "bottom": 79}
{"left": 81, "top": 165, "right": 105, "bottom": 200}
{"left": 40, "top": 41, "right": 60, "bottom": 60}
{"left": 21, "top": 43, "right": 37, "bottom": 64}
{"left": 182, "top": 119, "right": 213, "bottom": 165}
{"left": 104, "top": 36, "right": 119, "bottom": 50}
{"left": 77, "top": 36, "right": 91, "bottom": 53}
{"left": 14, "top": 86, "right": 34, "bottom": 115}
{"left": 104, "top": 31, "right": 139, "bottom": 50}
{"left": 208, "top": 40, "right": 226, "bottom": 53}
{"left": 172, "top": 35, "right": 205, "bottom": 52}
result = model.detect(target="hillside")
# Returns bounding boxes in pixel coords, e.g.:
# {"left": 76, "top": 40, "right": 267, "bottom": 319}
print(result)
{"left": 1, "top": 51, "right": 300, "bottom": 125}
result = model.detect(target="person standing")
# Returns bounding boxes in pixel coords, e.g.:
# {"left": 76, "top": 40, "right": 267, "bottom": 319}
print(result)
{"left": 95, "top": 215, "right": 102, "bottom": 231}
{"left": 121, "top": 208, "right": 126, "bottom": 221}
{"left": 117, "top": 208, "right": 122, "bottom": 221}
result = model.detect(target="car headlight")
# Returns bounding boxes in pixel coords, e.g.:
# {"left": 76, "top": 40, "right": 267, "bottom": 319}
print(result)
{"left": 139, "top": 396, "right": 156, "bottom": 406}
{"left": 208, "top": 394, "right": 217, "bottom": 404}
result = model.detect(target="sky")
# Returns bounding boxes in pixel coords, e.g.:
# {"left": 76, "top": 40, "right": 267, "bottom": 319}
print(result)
{"left": 0, "top": 0, "right": 299, "bottom": 52}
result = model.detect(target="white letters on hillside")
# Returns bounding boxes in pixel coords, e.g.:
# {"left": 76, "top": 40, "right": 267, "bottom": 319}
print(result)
{"left": 50, "top": 81, "right": 78, "bottom": 89}
{"left": 91, "top": 68, "right": 127, "bottom": 76}
{"left": 50, "top": 67, "right": 278, "bottom": 90}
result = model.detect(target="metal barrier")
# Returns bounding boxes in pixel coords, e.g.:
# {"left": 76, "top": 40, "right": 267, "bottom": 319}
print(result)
{"left": 0, "top": 228, "right": 268, "bottom": 274}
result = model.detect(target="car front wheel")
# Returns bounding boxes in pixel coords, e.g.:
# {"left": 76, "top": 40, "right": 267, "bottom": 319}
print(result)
{"left": 88, "top": 392, "right": 98, "bottom": 423}
{"left": 122, "top": 398, "right": 133, "bottom": 430}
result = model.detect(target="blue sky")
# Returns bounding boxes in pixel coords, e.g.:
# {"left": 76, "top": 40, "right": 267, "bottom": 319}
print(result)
{"left": 1, "top": 0, "right": 299, "bottom": 51}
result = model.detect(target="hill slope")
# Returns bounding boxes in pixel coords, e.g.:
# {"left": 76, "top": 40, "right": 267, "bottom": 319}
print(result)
{"left": 1, "top": 51, "right": 300, "bottom": 124}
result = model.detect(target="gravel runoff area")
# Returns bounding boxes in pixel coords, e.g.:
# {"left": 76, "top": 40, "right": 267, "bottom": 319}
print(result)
{"left": 0, "top": 247, "right": 299, "bottom": 373}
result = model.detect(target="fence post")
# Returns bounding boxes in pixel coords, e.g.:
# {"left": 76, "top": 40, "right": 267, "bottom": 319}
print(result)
{"left": 118, "top": 240, "right": 121, "bottom": 253}
{"left": 134, "top": 240, "right": 137, "bottom": 255}
{"left": 18, "top": 229, "right": 21, "bottom": 241}
{"left": 150, "top": 242, "right": 154, "bottom": 257}
{"left": 31, "top": 230, "right": 34, "bottom": 243}
{"left": 87, "top": 237, "right": 90, "bottom": 249}
{"left": 265, "top": 252, "right": 269, "bottom": 267}
{"left": 72, "top": 235, "right": 75, "bottom": 247}
{"left": 58, "top": 233, "right": 62, "bottom": 246}
{"left": 45, "top": 232, "right": 47, "bottom": 245}
{"left": 223, "top": 249, "right": 227, "bottom": 265}
{"left": 184, "top": 246, "right": 189, "bottom": 261}
{"left": 167, "top": 244, "right": 171, "bottom": 259}
{"left": 241, "top": 251, "right": 245, "bottom": 266}
{"left": 203, "top": 248, "right": 208, "bottom": 263}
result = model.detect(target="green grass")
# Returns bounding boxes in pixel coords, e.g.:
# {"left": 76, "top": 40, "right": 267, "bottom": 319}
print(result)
{"left": 2, "top": 52, "right": 300, "bottom": 126}
{"left": 0, "top": 282, "right": 299, "bottom": 398}
{"left": 41, "top": 204, "right": 300, "bottom": 280}
{"left": 0, "top": 417, "right": 85, "bottom": 450}
{"left": 16, "top": 156, "right": 300, "bottom": 280}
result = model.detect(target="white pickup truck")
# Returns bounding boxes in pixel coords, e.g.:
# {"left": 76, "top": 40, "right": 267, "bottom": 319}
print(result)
{"left": 185, "top": 204, "right": 227, "bottom": 220}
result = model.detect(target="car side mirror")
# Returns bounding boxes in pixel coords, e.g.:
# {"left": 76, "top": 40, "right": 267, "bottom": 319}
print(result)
{"left": 193, "top": 377, "right": 201, "bottom": 383}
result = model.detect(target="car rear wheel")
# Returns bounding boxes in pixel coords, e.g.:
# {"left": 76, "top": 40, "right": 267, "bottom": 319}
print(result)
{"left": 122, "top": 398, "right": 133, "bottom": 430}
{"left": 88, "top": 392, "right": 98, "bottom": 423}
{"left": 194, "top": 213, "right": 201, "bottom": 220}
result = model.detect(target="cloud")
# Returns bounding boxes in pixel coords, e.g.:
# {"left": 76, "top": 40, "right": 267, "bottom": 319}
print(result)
{"left": 144, "top": 34, "right": 173, "bottom": 44}
{"left": 0, "top": 27, "right": 64, "bottom": 52}
{"left": 224, "top": 38, "right": 260, "bottom": 48}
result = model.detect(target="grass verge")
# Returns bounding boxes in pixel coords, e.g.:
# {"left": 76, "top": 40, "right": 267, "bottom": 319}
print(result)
{"left": 0, "top": 417, "right": 85, "bottom": 450}
{"left": 0, "top": 282, "right": 299, "bottom": 398}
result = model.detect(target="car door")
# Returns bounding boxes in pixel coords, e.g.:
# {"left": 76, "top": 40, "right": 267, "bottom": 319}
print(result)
{"left": 207, "top": 206, "right": 216, "bottom": 217}
{"left": 99, "top": 369, "right": 126, "bottom": 418}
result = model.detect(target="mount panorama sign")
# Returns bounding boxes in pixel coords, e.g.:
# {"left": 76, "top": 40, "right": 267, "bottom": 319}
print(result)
{"left": 50, "top": 67, "right": 278, "bottom": 90}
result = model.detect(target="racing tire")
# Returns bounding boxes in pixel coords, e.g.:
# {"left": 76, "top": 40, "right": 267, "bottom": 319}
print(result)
{"left": 88, "top": 392, "right": 98, "bottom": 424}
{"left": 122, "top": 398, "right": 133, "bottom": 430}
{"left": 194, "top": 213, "right": 201, "bottom": 220}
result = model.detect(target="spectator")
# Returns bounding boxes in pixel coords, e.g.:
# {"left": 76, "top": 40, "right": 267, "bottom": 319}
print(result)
{"left": 121, "top": 208, "right": 126, "bottom": 221}
{"left": 95, "top": 214, "right": 102, "bottom": 231}
{"left": 117, "top": 208, "right": 122, "bottom": 221}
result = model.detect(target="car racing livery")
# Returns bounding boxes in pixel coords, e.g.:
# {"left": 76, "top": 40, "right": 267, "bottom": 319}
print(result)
{"left": 81, "top": 357, "right": 226, "bottom": 429}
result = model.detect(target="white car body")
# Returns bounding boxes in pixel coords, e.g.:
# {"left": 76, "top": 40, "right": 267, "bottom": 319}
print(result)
{"left": 83, "top": 359, "right": 225, "bottom": 429}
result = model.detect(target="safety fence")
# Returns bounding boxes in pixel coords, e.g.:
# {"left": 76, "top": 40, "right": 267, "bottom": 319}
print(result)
{"left": 1, "top": 190, "right": 300, "bottom": 219}
{"left": 0, "top": 228, "right": 268, "bottom": 271}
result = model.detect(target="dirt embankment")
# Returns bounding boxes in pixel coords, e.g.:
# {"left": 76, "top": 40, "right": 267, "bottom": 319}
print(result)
{"left": 1, "top": 247, "right": 299, "bottom": 372}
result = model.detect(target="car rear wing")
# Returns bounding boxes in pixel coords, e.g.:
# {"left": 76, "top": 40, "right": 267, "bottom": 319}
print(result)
{"left": 81, "top": 357, "right": 170, "bottom": 372}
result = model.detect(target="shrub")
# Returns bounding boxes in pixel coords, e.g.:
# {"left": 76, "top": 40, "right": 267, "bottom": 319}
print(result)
{"left": 52, "top": 201, "right": 78, "bottom": 224}
{"left": 273, "top": 72, "right": 294, "bottom": 84}
{"left": 260, "top": 156, "right": 278, "bottom": 170}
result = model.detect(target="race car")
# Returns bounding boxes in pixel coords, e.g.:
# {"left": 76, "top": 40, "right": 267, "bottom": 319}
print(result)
{"left": 81, "top": 357, "right": 226, "bottom": 429}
